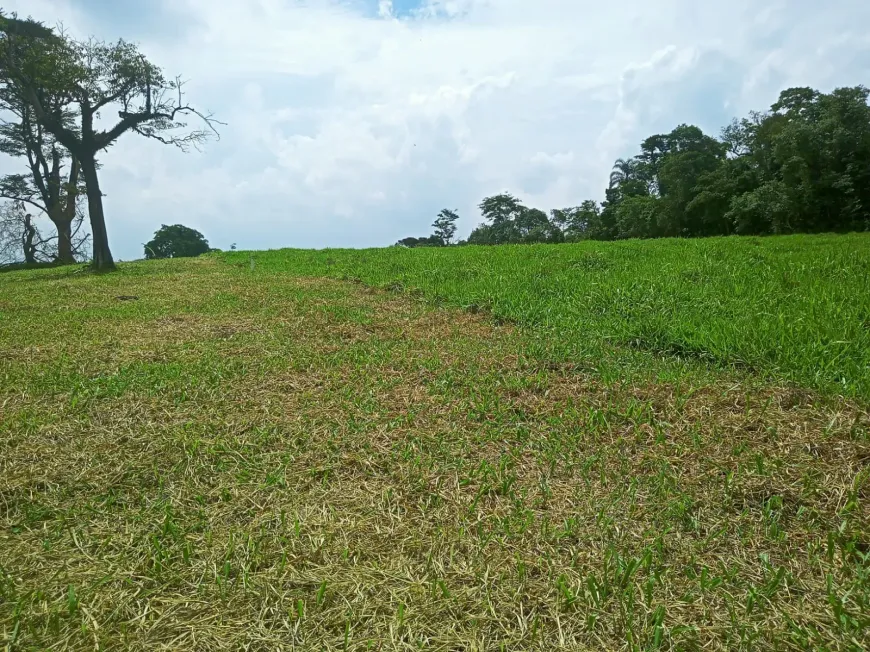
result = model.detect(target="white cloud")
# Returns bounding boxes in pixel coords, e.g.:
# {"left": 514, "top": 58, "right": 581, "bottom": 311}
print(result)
{"left": 2, "top": 0, "right": 870, "bottom": 257}
{"left": 530, "top": 151, "right": 575, "bottom": 168}
{"left": 378, "top": 1, "right": 394, "bottom": 19}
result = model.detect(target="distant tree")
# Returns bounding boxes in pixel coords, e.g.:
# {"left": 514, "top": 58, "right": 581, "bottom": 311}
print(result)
{"left": 549, "top": 208, "right": 570, "bottom": 231}
{"left": 725, "top": 181, "right": 797, "bottom": 235}
{"left": 515, "top": 207, "right": 561, "bottom": 242}
{"left": 479, "top": 193, "right": 525, "bottom": 225}
{"left": 395, "top": 235, "right": 443, "bottom": 248}
{"left": 474, "top": 193, "right": 526, "bottom": 244}
{"left": 599, "top": 156, "right": 651, "bottom": 241}
{"left": 766, "top": 86, "right": 870, "bottom": 232}
{"left": 397, "top": 209, "right": 461, "bottom": 248}
{"left": 685, "top": 157, "right": 759, "bottom": 235}
{"left": 0, "top": 201, "right": 36, "bottom": 263}
{"left": 432, "top": 209, "right": 459, "bottom": 245}
{"left": 586, "top": 192, "right": 620, "bottom": 241}
{"left": 595, "top": 89, "right": 870, "bottom": 239}
{"left": 720, "top": 116, "right": 758, "bottom": 158}
{"left": 0, "top": 199, "right": 88, "bottom": 265}
{"left": 465, "top": 223, "right": 498, "bottom": 245}
{"left": 0, "top": 15, "right": 220, "bottom": 270}
{"left": 552, "top": 201, "right": 601, "bottom": 240}
{"left": 144, "top": 224, "right": 211, "bottom": 259}
{"left": 656, "top": 143, "right": 725, "bottom": 235}
{"left": 467, "top": 194, "right": 563, "bottom": 245}
{"left": 615, "top": 196, "right": 666, "bottom": 239}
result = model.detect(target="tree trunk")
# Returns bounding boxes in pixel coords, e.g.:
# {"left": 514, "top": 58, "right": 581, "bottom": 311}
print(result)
{"left": 55, "top": 218, "right": 74, "bottom": 263}
{"left": 79, "top": 156, "right": 115, "bottom": 271}
{"left": 22, "top": 214, "right": 37, "bottom": 264}
{"left": 54, "top": 157, "right": 79, "bottom": 264}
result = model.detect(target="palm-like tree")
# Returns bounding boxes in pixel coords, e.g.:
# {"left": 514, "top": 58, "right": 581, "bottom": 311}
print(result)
{"left": 609, "top": 158, "right": 636, "bottom": 189}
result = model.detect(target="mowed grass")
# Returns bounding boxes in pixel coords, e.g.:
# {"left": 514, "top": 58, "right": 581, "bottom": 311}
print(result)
{"left": 222, "top": 234, "right": 870, "bottom": 401}
{"left": 0, "top": 250, "right": 867, "bottom": 650}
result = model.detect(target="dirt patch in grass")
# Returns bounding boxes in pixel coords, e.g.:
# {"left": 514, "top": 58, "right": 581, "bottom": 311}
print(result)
{"left": 1, "top": 263, "right": 869, "bottom": 650}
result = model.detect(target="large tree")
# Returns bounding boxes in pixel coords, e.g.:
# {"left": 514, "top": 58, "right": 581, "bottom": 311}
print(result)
{"left": 0, "top": 15, "right": 220, "bottom": 270}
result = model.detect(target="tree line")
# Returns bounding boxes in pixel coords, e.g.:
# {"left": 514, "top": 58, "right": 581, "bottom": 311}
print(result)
{"left": 0, "top": 12, "right": 218, "bottom": 270}
{"left": 400, "top": 85, "right": 870, "bottom": 247}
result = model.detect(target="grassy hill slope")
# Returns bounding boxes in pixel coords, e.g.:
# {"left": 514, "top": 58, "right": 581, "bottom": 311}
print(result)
{"left": 1, "top": 242, "right": 868, "bottom": 649}
{"left": 221, "top": 234, "right": 870, "bottom": 401}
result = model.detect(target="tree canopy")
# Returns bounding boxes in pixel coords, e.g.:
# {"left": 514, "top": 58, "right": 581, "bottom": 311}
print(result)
{"left": 466, "top": 194, "right": 562, "bottom": 245}
{"left": 144, "top": 224, "right": 211, "bottom": 259}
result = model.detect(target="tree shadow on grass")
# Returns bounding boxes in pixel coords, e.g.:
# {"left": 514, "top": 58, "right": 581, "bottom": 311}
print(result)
{"left": 0, "top": 261, "right": 93, "bottom": 280}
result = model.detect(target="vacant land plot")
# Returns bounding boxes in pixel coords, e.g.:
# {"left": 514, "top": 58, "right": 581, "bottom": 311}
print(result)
{"left": 1, "top": 247, "right": 869, "bottom": 650}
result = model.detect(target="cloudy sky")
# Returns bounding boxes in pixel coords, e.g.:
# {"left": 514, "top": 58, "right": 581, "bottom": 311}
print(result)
{"left": 5, "top": 0, "right": 870, "bottom": 259}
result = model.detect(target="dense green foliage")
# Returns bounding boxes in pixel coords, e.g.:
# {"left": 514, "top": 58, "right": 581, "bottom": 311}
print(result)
{"left": 430, "top": 86, "right": 870, "bottom": 246}
{"left": 594, "top": 86, "right": 870, "bottom": 240}
{"left": 395, "top": 234, "right": 444, "bottom": 248}
{"left": 144, "top": 224, "right": 211, "bottom": 259}
{"left": 221, "top": 234, "right": 870, "bottom": 400}
{"left": 467, "top": 194, "right": 561, "bottom": 245}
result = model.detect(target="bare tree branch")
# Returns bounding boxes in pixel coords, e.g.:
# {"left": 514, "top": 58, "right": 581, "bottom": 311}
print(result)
{"left": 0, "top": 194, "right": 44, "bottom": 213}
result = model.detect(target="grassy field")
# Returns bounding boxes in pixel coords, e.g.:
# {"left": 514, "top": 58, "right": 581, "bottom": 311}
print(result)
{"left": 223, "top": 234, "right": 870, "bottom": 401}
{"left": 0, "top": 239, "right": 868, "bottom": 650}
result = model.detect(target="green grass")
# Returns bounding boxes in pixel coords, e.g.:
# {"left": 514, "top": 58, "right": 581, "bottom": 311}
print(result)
{"left": 1, "top": 243, "right": 869, "bottom": 650}
{"left": 220, "top": 234, "right": 870, "bottom": 401}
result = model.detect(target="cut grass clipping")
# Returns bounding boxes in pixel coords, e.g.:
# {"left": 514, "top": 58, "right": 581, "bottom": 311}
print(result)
{"left": 1, "top": 242, "right": 869, "bottom": 650}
